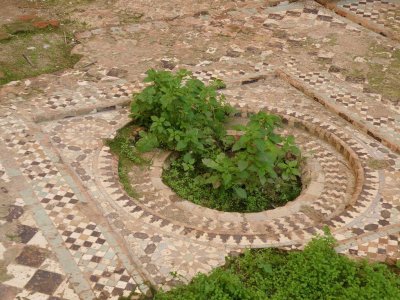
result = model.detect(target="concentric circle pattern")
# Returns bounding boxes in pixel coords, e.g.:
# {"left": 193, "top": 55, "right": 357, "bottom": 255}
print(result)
{"left": 96, "top": 105, "right": 380, "bottom": 248}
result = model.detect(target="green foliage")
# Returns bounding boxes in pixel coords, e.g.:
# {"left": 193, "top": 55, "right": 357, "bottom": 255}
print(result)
{"left": 124, "top": 69, "right": 302, "bottom": 212}
{"left": 105, "top": 123, "right": 148, "bottom": 197}
{"left": 130, "top": 69, "right": 233, "bottom": 158}
{"left": 200, "top": 112, "right": 301, "bottom": 199}
{"left": 153, "top": 235, "right": 400, "bottom": 300}
{"left": 163, "top": 155, "right": 301, "bottom": 212}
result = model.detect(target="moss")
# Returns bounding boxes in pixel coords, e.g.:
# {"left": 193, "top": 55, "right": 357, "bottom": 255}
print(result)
{"left": 0, "top": 25, "right": 81, "bottom": 85}
{"left": 340, "top": 43, "right": 400, "bottom": 102}
{"left": 366, "top": 48, "right": 400, "bottom": 102}
{"left": 105, "top": 123, "right": 149, "bottom": 198}
{"left": 119, "top": 11, "right": 144, "bottom": 24}
{"left": 367, "top": 158, "right": 391, "bottom": 170}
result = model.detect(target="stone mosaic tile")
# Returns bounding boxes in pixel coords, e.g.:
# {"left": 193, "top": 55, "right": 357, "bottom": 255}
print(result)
{"left": 0, "top": 115, "right": 142, "bottom": 299}
{"left": 38, "top": 68, "right": 399, "bottom": 287}
{"left": 339, "top": 0, "right": 400, "bottom": 34}
{"left": 342, "top": 232, "right": 400, "bottom": 263}
{"left": 0, "top": 0, "right": 400, "bottom": 295}
{"left": 279, "top": 56, "right": 400, "bottom": 153}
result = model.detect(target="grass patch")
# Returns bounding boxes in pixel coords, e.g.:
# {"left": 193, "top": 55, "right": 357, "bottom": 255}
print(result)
{"left": 0, "top": 25, "right": 81, "bottom": 85}
{"left": 163, "top": 155, "right": 301, "bottom": 212}
{"left": 366, "top": 47, "right": 400, "bottom": 103}
{"left": 342, "top": 43, "right": 400, "bottom": 103}
{"left": 151, "top": 233, "right": 400, "bottom": 300}
{"left": 105, "top": 123, "right": 148, "bottom": 198}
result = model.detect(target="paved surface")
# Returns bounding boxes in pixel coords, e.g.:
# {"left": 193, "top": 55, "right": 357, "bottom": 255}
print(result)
{"left": 0, "top": 0, "right": 399, "bottom": 299}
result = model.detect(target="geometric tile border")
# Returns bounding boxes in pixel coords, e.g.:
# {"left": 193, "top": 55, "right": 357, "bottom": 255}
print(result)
{"left": 94, "top": 105, "right": 382, "bottom": 249}
{"left": 277, "top": 58, "right": 400, "bottom": 154}
{"left": 0, "top": 114, "right": 146, "bottom": 299}
{"left": 319, "top": 0, "right": 400, "bottom": 42}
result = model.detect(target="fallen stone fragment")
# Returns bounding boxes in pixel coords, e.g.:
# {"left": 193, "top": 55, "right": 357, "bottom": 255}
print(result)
{"left": 106, "top": 68, "right": 128, "bottom": 78}
{"left": 317, "top": 50, "right": 334, "bottom": 60}
{"left": 33, "top": 21, "right": 50, "bottom": 29}
{"left": 160, "top": 58, "right": 177, "bottom": 70}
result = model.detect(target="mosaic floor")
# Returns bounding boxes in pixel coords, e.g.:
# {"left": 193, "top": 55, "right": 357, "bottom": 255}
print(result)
{"left": 0, "top": 0, "right": 399, "bottom": 299}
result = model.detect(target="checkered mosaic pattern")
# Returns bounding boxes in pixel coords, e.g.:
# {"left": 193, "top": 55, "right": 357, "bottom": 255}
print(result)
{"left": 61, "top": 222, "right": 138, "bottom": 298}
{"left": 0, "top": 0, "right": 399, "bottom": 293}
{"left": 282, "top": 57, "right": 400, "bottom": 152}
{"left": 0, "top": 180, "right": 79, "bottom": 300}
{"left": 94, "top": 103, "right": 383, "bottom": 248}
{"left": 263, "top": 7, "right": 360, "bottom": 33}
{"left": 192, "top": 69, "right": 247, "bottom": 84}
{"left": 31, "top": 79, "right": 146, "bottom": 116}
{"left": 0, "top": 115, "right": 140, "bottom": 299}
{"left": 340, "top": 0, "right": 400, "bottom": 32}
{"left": 344, "top": 232, "right": 400, "bottom": 263}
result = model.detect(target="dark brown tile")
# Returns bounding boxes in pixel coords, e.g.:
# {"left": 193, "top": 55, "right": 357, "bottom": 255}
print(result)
{"left": 6, "top": 205, "right": 24, "bottom": 222}
{"left": 25, "top": 270, "right": 64, "bottom": 295}
{"left": 17, "top": 225, "right": 38, "bottom": 244}
{"left": 0, "top": 283, "right": 19, "bottom": 300}
{"left": 15, "top": 246, "right": 48, "bottom": 268}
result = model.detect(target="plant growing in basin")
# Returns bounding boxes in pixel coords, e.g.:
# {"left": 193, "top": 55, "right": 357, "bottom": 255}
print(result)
{"left": 109, "top": 69, "right": 302, "bottom": 212}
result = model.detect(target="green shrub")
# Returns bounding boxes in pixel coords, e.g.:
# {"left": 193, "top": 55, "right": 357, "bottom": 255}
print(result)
{"left": 130, "top": 69, "right": 233, "bottom": 158}
{"left": 201, "top": 112, "right": 301, "bottom": 200}
{"left": 153, "top": 234, "right": 400, "bottom": 300}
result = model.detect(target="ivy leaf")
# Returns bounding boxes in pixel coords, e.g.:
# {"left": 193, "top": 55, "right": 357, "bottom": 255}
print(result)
{"left": 237, "top": 160, "right": 248, "bottom": 171}
{"left": 135, "top": 133, "right": 159, "bottom": 152}
{"left": 202, "top": 158, "right": 219, "bottom": 170}
{"left": 234, "top": 187, "right": 247, "bottom": 199}
{"left": 176, "top": 140, "right": 187, "bottom": 151}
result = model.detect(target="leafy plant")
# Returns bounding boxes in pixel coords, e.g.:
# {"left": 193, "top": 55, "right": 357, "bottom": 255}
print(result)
{"left": 151, "top": 234, "right": 400, "bottom": 300}
{"left": 110, "top": 69, "right": 303, "bottom": 212}
{"left": 200, "top": 112, "right": 301, "bottom": 200}
{"left": 130, "top": 69, "right": 233, "bottom": 159}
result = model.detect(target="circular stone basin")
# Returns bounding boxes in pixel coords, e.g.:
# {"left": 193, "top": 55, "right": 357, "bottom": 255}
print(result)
{"left": 139, "top": 113, "right": 360, "bottom": 225}
{"left": 98, "top": 106, "right": 369, "bottom": 247}
{"left": 154, "top": 150, "right": 317, "bottom": 221}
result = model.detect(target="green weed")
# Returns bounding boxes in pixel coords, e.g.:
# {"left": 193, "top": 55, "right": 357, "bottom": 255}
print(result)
{"left": 152, "top": 234, "right": 400, "bottom": 300}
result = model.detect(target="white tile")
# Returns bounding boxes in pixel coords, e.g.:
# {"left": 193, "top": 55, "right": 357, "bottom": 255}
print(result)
{"left": 14, "top": 289, "right": 49, "bottom": 300}
{"left": 54, "top": 278, "right": 80, "bottom": 300}
{"left": 39, "top": 258, "right": 64, "bottom": 275}
{"left": 0, "top": 242, "right": 6, "bottom": 260}
{"left": 27, "top": 231, "right": 48, "bottom": 248}
{"left": 3, "top": 264, "right": 36, "bottom": 288}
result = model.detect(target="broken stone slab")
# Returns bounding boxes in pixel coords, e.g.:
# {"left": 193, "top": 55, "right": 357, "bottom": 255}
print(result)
{"left": 106, "top": 68, "right": 128, "bottom": 78}
{"left": 160, "top": 57, "right": 178, "bottom": 70}
{"left": 317, "top": 50, "right": 334, "bottom": 60}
